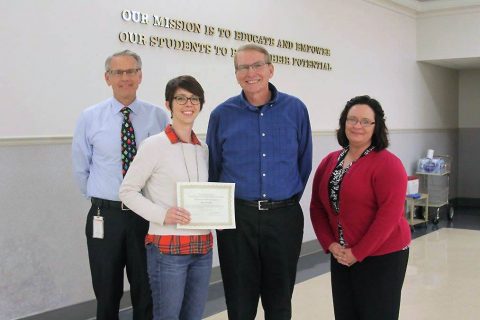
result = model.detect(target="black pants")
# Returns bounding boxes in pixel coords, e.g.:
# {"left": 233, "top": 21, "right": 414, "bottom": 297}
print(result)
{"left": 85, "top": 204, "right": 153, "bottom": 320}
{"left": 217, "top": 201, "right": 304, "bottom": 320}
{"left": 330, "top": 248, "right": 409, "bottom": 320}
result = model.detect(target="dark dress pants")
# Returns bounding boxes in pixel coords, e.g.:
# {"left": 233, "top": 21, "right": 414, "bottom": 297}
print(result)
{"left": 330, "top": 248, "right": 409, "bottom": 320}
{"left": 217, "top": 201, "right": 304, "bottom": 320}
{"left": 86, "top": 204, "right": 153, "bottom": 320}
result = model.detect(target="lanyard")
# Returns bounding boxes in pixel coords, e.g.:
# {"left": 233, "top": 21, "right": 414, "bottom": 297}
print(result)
{"left": 180, "top": 143, "right": 199, "bottom": 182}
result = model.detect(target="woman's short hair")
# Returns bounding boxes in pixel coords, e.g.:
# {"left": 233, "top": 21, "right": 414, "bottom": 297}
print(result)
{"left": 336, "top": 95, "right": 389, "bottom": 150}
{"left": 165, "top": 75, "right": 205, "bottom": 111}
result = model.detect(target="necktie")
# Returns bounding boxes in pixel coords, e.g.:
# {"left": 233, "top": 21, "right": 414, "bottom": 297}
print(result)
{"left": 121, "top": 107, "right": 137, "bottom": 176}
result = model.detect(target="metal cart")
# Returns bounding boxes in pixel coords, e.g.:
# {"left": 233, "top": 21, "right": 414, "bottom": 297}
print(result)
{"left": 415, "top": 155, "right": 454, "bottom": 224}
{"left": 405, "top": 193, "right": 429, "bottom": 230}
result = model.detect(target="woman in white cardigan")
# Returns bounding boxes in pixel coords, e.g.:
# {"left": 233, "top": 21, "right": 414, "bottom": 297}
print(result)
{"left": 119, "top": 75, "right": 211, "bottom": 320}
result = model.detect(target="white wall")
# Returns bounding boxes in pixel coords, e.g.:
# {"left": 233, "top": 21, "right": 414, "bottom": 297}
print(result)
{"left": 459, "top": 70, "right": 480, "bottom": 128}
{"left": 1, "top": 0, "right": 458, "bottom": 139}
{"left": 0, "top": 0, "right": 462, "bottom": 318}
{"left": 417, "top": 9, "right": 480, "bottom": 61}
{"left": 415, "top": 5, "right": 480, "bottom": 199}
{"left": 458, "top": 70, "right": 480, "bottom": 198}
{"left": 416, "top": 7, "right": 480, "bottom": 199}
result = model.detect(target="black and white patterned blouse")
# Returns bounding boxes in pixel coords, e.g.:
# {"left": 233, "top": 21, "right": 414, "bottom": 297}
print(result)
{"left": 328, "top": 145, "right": 375, "bottom": 247}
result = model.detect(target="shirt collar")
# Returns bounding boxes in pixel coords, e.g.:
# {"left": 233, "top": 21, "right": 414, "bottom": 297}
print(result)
{"left": 111, "top": 97, "right": 139, "bottom": 115}
{"left": 165, "top": 125, "right": 201, "bottom": 145}
{"left": 239, "top": 82, "right": 278, "bottom": 110}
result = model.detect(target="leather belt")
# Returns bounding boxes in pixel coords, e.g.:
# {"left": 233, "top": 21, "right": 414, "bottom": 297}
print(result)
{"left": 235, "top": 197, "right": 298, "bottom": 211}
{"left": 91, "top": 197, "right": 131, "bottom": 211}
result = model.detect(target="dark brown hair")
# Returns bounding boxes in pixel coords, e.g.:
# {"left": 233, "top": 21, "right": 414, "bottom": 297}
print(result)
{"left": 165, "top": 75, "right": 205, "bottom": 111}
{"left": 337, "top": 95, "right": 389, "bottom": 150}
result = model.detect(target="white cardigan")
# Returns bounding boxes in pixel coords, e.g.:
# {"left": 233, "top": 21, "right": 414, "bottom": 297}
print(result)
{"left": 119, "top": 131, "right": 210, "bottom": 236}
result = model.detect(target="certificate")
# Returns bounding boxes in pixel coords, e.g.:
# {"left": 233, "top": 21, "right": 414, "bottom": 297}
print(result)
{"left": 176, "top": 182, "right": 236, "bottom": 229}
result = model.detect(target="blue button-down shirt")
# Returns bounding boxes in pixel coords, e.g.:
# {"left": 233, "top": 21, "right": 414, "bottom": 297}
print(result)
{"left": 72, "top": 97, "right": 169, "bottom": 201}
{"left": 206, "top": 83, "right": 312, "bottom": 201}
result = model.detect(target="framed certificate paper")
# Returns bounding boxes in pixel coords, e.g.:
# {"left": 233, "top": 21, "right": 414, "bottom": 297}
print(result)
{"left": 176, "top": 182, "right": 236, "bottom": 229}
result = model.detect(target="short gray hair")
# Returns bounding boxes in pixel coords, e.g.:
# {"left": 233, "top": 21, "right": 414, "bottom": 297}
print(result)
{"left": 104, "top": 50, "right": 142, "bottom": 72}
{"left": 233, "top": 44, "right": 272, "bottom": 70}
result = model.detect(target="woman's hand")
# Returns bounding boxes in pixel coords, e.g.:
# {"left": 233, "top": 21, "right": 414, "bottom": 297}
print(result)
{"left": 329, "top": 242, "right": 348, "bottom": 265}
{"left": 329, "top": 242, "right": 344, "bottom": 258}
{"left": 342, "top": 248, "right": 358, "bottom": 267}
{"left": 329, "top": 243, "right": 358, "bottom": 267}
{"left": 164, "top": 207, "right": 191, "bottom": 225}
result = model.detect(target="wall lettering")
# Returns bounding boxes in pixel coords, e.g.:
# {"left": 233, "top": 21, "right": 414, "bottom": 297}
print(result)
{"left": 119, "top": 9, "right": 332, "bottom": 71}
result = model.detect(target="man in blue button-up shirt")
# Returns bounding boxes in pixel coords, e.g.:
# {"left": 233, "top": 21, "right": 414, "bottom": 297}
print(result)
{"left": 207, "top": 44, "right": 312, "bottom": 320}
{"left": 72, "top": 50, "right": 169, "bottom": 320}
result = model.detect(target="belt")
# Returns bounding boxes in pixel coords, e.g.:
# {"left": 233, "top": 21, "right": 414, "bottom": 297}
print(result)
{"left": 91, "top": 197, "right": 131, "bottom": 211}
{"left": 235, "top": 197, "right": 298, "bottom": 211}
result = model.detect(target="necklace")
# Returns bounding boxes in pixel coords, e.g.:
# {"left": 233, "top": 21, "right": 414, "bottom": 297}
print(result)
{"left": 180, "top": 143, "right": 199, "bottom": 182}
{"left": 342, "top": 145, "right": 375, "bottom": 169}
{"left": 343, "top": 153, "right": 359, "bottom": 169}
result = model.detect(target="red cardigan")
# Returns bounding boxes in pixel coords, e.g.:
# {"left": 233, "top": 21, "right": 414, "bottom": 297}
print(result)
{"left": 310, "top": 149, "right": 411, "bottom": 262}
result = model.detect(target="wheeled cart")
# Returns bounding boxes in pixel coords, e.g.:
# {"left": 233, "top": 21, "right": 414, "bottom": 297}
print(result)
{"left": 415, "top": 155, "right": 454, "bottom": 224}
{"left": 405, "top": 193, "right": 429, "bottom": 230}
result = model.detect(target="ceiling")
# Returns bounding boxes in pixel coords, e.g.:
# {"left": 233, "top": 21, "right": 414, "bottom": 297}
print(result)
{"left": 390, "top": 0, "right": 480, "bottom": 12}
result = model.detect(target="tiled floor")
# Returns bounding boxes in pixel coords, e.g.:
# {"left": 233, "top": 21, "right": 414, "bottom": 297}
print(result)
{"left": 205, "top": 228, "right": 480, "bottom": 319}
{"left": 119, "top": 208, "right": 480, "bottom": 320}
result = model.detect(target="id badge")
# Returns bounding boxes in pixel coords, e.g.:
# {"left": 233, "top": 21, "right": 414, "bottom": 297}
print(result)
{"left": 93, "top": 216, "right": 104, "bottom": 239}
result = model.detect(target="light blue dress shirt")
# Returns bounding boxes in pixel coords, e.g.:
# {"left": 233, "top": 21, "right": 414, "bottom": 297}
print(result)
{"left": 72, "top": 97, "right": 169, "bottom": 201}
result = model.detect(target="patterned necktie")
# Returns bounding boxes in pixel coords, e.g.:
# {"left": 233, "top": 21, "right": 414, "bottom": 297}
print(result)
{"left": 121, "top": 107, "right": 137, "bottom": 176}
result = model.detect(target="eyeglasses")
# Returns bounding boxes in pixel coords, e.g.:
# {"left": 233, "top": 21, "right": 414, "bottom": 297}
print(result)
{"left": 174, "top": 95, "right": 201, "bottom": 105}
{"left": 346, "top": 117, "right": 375, "bottom": 127}
{"left": 108, "top": 68, "right": 141, "bottom": 77}
{"left": 236, "top": 61, "right": 270, "bottom": 74}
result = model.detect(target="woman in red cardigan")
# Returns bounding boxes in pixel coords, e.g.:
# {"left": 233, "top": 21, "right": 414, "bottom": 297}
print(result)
{"left": 310, "top": 95, "right": 410, "bottom": 320}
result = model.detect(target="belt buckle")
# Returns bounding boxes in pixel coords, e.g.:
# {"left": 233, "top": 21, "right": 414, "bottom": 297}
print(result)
{"left": 121, "top": 203, "right": 130, "bottom": 211}
{"left": 258, "top": 200, "right": 268, "bottom": 211}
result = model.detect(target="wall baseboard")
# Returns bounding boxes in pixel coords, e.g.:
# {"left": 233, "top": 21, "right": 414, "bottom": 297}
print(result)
{"left": 451, "top": 197, "right": 480, "bottom": 208}
{"left": 0, "top": 128, "right": 457, "bottom": 147}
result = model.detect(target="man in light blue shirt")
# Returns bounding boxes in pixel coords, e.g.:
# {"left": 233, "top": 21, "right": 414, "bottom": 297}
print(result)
{"left": 72, "top": 50, "right": 169, "bottom": 320}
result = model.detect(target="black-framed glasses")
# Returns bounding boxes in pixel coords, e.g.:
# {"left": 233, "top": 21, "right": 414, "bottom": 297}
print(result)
{"left": 174, "top": 95, "right": 201, "bottom": 105}
{"left": 346, "top": 117, "right": 375, "bottom": 127}
{"left": 108, "top": 68, "right": 141, "bottom": 77}
{"left": 236, "top": 61, "right": 270, "bottom": 74}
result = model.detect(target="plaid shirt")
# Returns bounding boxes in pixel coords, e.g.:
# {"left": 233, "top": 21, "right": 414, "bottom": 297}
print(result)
{"left": 145, "top": 125, "right": 212, "bottom": 255}
{"left": 146, "top": 233, "right": 213, "bottom": 255}
{"left": 165, "top": 124, "right": 201, "bottom": 145}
